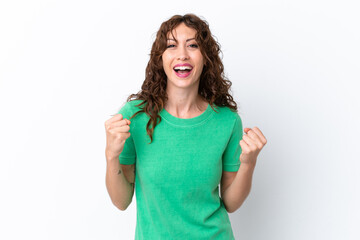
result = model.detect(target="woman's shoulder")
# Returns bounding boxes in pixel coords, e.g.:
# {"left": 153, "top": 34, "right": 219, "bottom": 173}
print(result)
{"left": 212, "top": 104, "right": 240, "bottom": 119}
{"left": 124, "top": 99, "right": 144, "bottom": 109}
{"left": 212, "top": 104, "right": 242, "bottom": 131}
{"left": 117, "top": 99, "right": 145, "bottom": 118}
{"left": 120, "top": 99, "right": 144, "bottom": 109}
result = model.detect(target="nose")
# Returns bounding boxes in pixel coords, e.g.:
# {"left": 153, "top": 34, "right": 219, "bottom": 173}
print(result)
{"left": 177, "top": 45, "right": 189, "bottom": 61}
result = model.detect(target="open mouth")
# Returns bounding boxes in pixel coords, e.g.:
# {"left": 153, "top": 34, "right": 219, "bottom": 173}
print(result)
{"left": 173, "top": 65, "right": 193, "bottom": 78}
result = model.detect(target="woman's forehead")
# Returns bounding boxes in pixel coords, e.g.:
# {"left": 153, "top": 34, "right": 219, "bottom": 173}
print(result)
{"left": 166, "top": 25, "right": 197, "bottom": 40}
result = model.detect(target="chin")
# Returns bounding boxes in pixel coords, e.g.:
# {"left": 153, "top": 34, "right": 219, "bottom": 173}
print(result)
{"left": 170, "top": 78, "right": 199, "bottom": 89}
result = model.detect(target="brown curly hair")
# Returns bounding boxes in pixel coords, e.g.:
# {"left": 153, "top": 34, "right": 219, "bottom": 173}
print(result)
{"left": 123, "top": 13, "right": 239, "bottom": 144}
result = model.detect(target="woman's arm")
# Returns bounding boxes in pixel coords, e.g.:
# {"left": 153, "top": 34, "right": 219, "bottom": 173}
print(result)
{"left": 223, "top": 126, "right": 267, "bottom": 213}
{"left": 105, "top": 154, "right": 135, "bottom": 211}
{"left": 221, "top": 162, "right": 255, "bottom": 213}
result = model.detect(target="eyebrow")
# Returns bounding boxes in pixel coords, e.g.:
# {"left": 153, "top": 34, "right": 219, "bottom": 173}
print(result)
{"left": 167, "top": 38, "right": 196, "bottom": 42}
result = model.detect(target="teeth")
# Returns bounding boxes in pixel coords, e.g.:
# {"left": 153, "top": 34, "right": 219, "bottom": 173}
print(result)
{"left": 174, "top": 66, "right": 192, "bottom": 70}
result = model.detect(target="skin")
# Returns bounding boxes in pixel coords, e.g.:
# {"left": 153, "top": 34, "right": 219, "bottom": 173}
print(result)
{"left": 105, "top": 21, "right": 268, "bottom": 213}
{"left": 159, "top": 22, "right": 268, "bottom": 213}
{"left": 219, "top": 127, "right": 267, "bottom": 213}
{"left": 160, "top": 22, "right": 267, "bottom": 166}
{"left": 240, "top": 127, "right": 267, "bottom": 166}
{"left": 161, "top": 22, "right": 207, "bottom": 118}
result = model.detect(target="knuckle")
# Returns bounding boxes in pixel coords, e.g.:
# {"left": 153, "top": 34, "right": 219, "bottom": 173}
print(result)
{"left": 108, "top": 128, "right": 115, "bottom": 135}
{"left": 115, "top": 133, "right": 123, "bottom": 140}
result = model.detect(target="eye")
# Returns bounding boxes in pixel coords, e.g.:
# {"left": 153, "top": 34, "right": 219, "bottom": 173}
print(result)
{"left": 167, "top": 44, "right": 175, "bottom": 48}
{"left": 189, "top": 44, "right": 198, "bottom": 48}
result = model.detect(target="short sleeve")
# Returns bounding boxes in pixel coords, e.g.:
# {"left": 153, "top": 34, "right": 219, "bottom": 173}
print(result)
{"left": 117, "top": 102, "right": 136, "bottom": 165}
{"left": 222, "top": 113, "right": 243, "bottom": 172}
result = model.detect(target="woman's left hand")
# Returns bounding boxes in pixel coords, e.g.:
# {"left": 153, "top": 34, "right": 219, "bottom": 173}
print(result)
{"left": 239, "top": 127, "right": 267, "bottom": 166}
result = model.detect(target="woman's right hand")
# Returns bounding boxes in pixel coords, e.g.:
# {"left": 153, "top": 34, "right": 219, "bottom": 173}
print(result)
{"left": 105, "top": 113, "right": 131, "bottom": 160}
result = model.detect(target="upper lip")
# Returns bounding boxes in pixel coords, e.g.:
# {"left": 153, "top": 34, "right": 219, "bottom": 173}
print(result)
{"left": 173, "top": 63, "right": 193, "bottom": 69}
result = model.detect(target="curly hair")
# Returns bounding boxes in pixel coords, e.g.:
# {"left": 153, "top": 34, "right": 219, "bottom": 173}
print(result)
{"left": 123, "top": 13, "right": 239, "bottom": 144}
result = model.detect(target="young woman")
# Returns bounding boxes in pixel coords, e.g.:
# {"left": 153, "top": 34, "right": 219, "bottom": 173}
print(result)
{"left": 105, "top": 13, "right": 267, "bottom": 239}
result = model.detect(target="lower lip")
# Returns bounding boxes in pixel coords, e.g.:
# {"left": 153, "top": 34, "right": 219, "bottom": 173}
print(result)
{"left": 174, "top": 69, "right": 193, "bottom": 78}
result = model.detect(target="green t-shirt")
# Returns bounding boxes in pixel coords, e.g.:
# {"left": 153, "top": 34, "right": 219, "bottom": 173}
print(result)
{"left": 118, "top": 99, "right": 243, "bottom": 240}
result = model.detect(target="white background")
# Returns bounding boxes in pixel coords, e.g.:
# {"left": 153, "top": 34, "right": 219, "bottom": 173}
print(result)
{"left": 1, "top": 0, "right": 359, "bottom": 239}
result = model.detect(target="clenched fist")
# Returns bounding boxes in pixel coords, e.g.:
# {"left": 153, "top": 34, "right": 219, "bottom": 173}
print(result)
{"left": 105, "top": 113, "right": 131, "bottom": 161}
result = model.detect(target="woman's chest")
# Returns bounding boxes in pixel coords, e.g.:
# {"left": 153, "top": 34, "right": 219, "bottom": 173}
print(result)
{"left": 132, "top": 122, "right": 232, "bottom": 189}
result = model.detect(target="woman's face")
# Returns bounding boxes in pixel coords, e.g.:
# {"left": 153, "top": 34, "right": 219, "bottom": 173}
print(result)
{"left": 162, "top": 22, "right": 204, "bottom": 90}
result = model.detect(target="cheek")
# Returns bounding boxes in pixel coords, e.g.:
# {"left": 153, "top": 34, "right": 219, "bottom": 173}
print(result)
{"left": 194, "top": 52, "right": 204, "bottom": 65}
{"left": 195, "top": 57, "right": 204, "bottom": 72}
{"left": 161, "top": 56, "right": 173, "bottom": 75}
{"left": 161, "top": 58, "right": 168, "bottom": 70}
{"left": 162, "top": 54, "right": 171, "bottom": 67}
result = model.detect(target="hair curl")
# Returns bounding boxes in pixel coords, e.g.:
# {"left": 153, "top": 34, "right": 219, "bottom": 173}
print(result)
{"left": 123, "top": 13, "right": 239, "bottom": 144}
